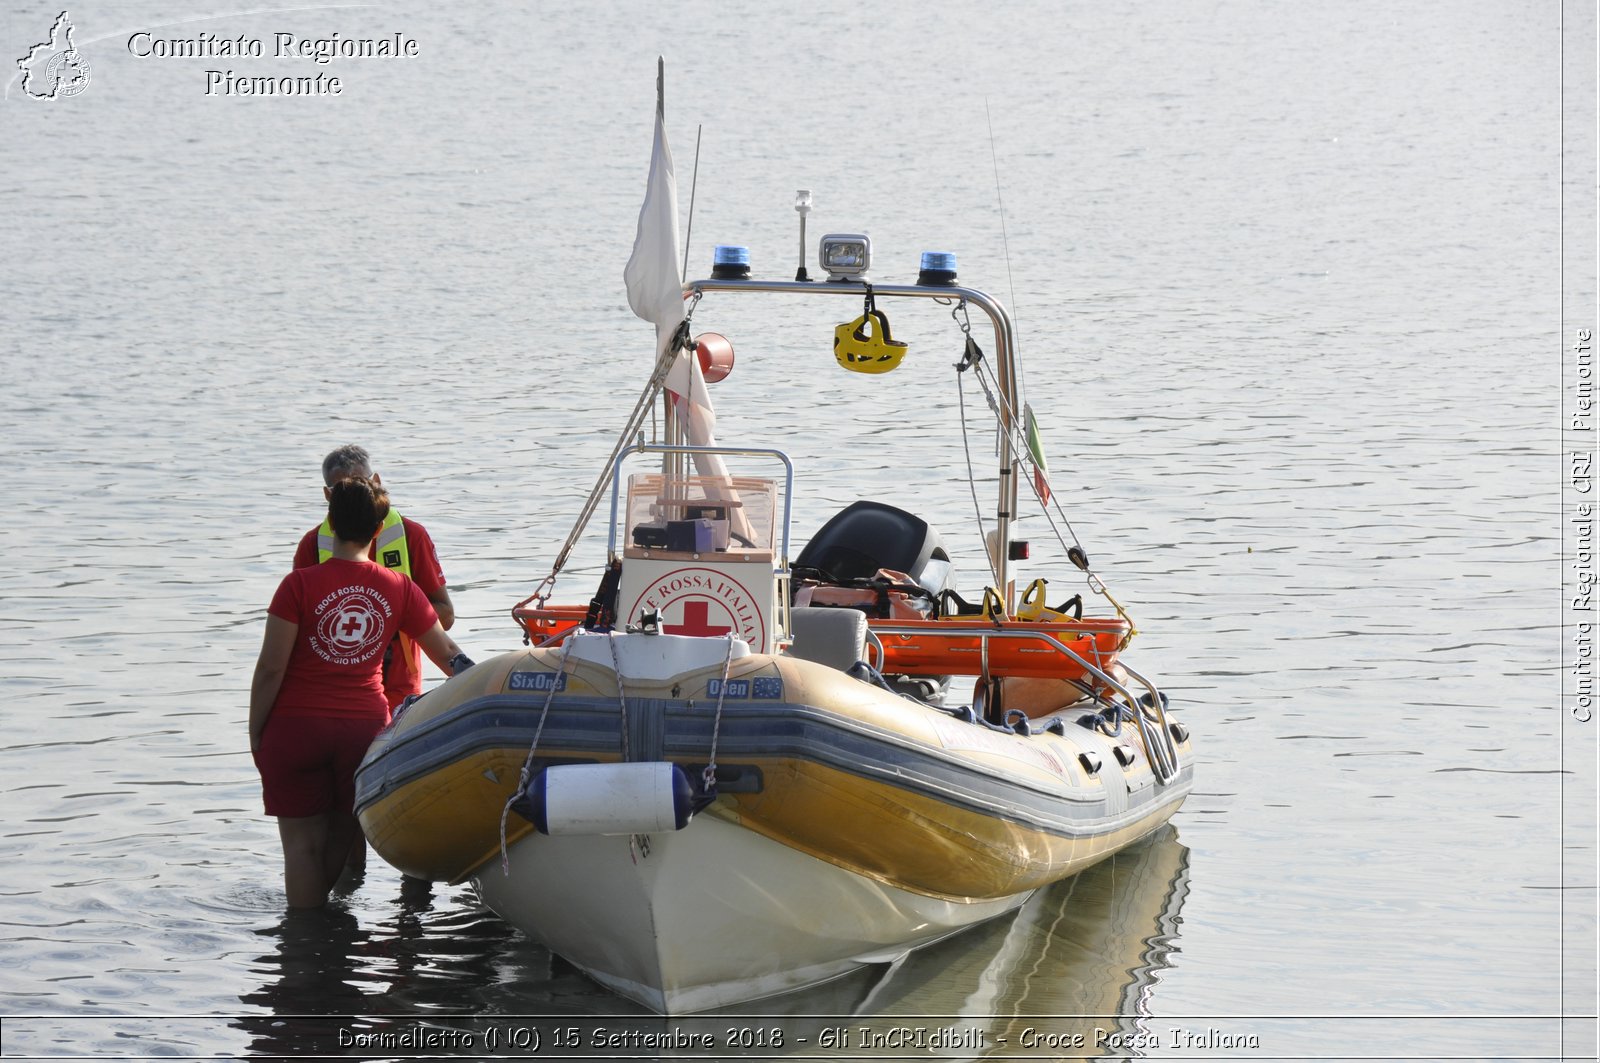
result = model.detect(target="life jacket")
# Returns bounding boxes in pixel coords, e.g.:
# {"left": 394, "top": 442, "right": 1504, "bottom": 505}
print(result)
{"left": 318, "top": 509, "right": 411, "bottom": 576}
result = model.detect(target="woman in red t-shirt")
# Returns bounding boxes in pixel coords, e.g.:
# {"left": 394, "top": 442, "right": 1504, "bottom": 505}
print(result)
{"left": 249, "top": 477, "right": 472, "bottom": 908}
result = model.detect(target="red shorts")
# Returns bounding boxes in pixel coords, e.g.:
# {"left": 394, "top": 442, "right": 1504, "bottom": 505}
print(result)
{"left": 254, "top": 713, "right": 387, "bottom": 819}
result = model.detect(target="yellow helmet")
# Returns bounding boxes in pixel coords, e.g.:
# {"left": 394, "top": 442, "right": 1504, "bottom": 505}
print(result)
{"left": 834, "top": 309, "right": 908, "bottom": 374}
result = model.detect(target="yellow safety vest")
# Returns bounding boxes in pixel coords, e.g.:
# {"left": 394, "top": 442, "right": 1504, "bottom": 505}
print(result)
{"left": 317, "top": 509, "right": 411, "bottom": 576}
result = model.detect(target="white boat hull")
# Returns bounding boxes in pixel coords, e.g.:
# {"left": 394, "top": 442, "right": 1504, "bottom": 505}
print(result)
{"left": 473, "top": 808, "right": 1030, "bottom": 1014}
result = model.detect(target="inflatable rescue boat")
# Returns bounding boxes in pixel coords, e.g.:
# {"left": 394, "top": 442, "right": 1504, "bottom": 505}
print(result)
{"left": 355, "top": 90, "right": 1193, "bottom": 1014}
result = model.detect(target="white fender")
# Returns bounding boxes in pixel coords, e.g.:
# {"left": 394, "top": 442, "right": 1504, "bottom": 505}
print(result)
{"left": 524, "top": 762, "right": 695, "bottom": 836}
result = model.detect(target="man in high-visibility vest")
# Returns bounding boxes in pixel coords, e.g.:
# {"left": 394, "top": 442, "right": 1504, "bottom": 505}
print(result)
{"left": 293, "top": 445, "right": 456, "bottom": 710}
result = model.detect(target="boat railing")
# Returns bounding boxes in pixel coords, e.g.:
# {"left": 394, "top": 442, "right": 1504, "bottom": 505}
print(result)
{"left": 608, "top": 443, "right": 795, "bottom": 560}
{"left": 868, "top": 621, "right": 1181, "bottom": 784}
{"left": 684, "top": 277, "right": 1025, "bottom": 610}
{"left": 1113, "top": 660, "right": 1181, "bottom": 784}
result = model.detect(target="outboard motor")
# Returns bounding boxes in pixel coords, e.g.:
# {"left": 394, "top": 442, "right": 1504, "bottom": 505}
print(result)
{"left": 795, "top": 501, "right": 954, "bottom": 597}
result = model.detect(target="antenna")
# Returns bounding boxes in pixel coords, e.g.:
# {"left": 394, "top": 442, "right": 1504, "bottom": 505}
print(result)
{"left": 985, "top": 99, "right": 1023, "bottom": 382}
{"left": 682, "top": 125, "right": 703, "bottom": 280}
{"left": 794, "top": 189, "right": 813, "bottom": 281}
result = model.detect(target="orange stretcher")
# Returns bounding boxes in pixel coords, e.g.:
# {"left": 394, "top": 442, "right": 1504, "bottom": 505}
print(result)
{"left": 513, "top": 605, "right": 1131, "bottom": 689}
{"left": 868, "top": 616, "right": 1131, "bottom": 682}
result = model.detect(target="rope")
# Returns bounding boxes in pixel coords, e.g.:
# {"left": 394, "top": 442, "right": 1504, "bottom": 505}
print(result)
{"left": 599, "top": 632, "right": 649, "bottom": 863}
{"left": 704, "top": 635, "right": 735, "bottom": 791}
{"left": 604, "top": 633, "right": 631, "bottom": 764}
{"left": 952, "top": 298, "right": 1138, "bottom": 640}
{"left": 955, "top": 368, "right": 1000, "bottom": 588}
{"left": 498, "top": 635, "right": 578, "bottom": 875}
{"left": 512, "top": 309, "right": 698, "bottom": 619}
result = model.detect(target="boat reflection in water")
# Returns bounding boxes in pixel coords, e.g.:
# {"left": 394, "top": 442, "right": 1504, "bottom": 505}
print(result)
{"left": 231, "top": 826, "right": 1187, "bottom": 1057}
{"left": 731, "top": 822, "right": 1192, "bottom": 1056}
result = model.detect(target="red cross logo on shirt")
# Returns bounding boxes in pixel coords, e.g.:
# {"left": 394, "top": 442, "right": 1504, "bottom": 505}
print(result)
{"left": 664, "top": 599, "right": 732, "bottom": 637}
{"left": 315, "top": 589, "right": 389, "bottom": 662}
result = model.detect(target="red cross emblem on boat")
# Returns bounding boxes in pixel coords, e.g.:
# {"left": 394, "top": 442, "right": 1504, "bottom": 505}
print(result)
{"left": 665, "top": 600, "right": 733, "bottom": 637}
{"left": 627, "top": 566, "right": 765, "bottom": 648}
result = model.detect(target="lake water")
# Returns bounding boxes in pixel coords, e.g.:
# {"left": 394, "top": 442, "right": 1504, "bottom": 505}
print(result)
{"left": 1, "top": 0, "right": 1594, "bottom": 1059}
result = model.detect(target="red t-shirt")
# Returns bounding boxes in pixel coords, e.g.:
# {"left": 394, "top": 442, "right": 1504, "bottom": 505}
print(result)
{"left": 293, "top": 515, "right": 446, "bottom": 704}
{"left": 267, "top": 557, "right": 438, "bottom": 721}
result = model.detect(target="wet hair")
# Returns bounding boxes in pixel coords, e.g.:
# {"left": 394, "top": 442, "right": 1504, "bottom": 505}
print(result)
{"left": 321, "top": 444, "right": 372, "bottom": 487}
{"left": 327, "top": 476, "right": 391, "bottom": 545}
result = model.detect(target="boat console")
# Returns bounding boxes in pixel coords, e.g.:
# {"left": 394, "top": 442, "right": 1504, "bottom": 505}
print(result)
{"left": 607, "top": 447, "right": 793, "bottom": 655}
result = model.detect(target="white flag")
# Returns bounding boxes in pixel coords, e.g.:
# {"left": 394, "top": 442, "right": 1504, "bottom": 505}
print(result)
{"left": 623, "top": 84, "right": 685, "bottom": 348}
{"left": 621, "top": 70, "right": 733, "bottom": 488}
